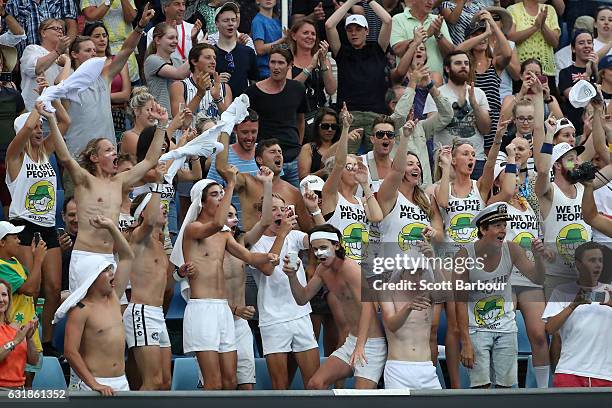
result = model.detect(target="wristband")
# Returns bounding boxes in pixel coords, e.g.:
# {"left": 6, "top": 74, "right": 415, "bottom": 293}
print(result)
{"left": 310, "top": 209, "right": 322, "bottom": 216}
{"left": 540, "top": 142, "right": 553, "bottom": 155}
{"left": 212, "top": 96, "right": 223, "bottom": 104}
{"left": 156, "top": 122, "right": 168, "bottom": 131}
{"left": 426, "top": 80, "right": 435, "bottom": 90}
{"left": 149, "top": 183, "right": 164, "bottom": 194}
{"left": 435, "top": 32, "right": 443, "bottom": 40}
{"left": 302, "top": 68, "right": 311, "bottom": 78}
{"left": 544, "top": 97, "right": 553, "bottom": 104}
{"left": 3, "top": 341, "right": 16, "bottom": 351}
{"left": 172, "top": 269, "right": 186, "bottom": 282}
{"left": 505, "top": 163, "right": 518, "bottom": 174}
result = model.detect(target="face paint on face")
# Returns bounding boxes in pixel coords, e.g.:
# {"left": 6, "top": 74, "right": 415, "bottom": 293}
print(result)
{"left": 227, "top": 216, "right": 238, "bottom": 228}
{"left": 314, "top": 247, "right": 333, "bottom": 260}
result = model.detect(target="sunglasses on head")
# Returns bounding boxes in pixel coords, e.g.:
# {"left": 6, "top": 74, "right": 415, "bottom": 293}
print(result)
{"left": 319, "top": 123, "right": 339, "bottom": 130}
{"left": 374, "top": 130, "right": 395, "bottom": 139}
{"left": 345, "top": 163, "right": 358, "bottom": 171}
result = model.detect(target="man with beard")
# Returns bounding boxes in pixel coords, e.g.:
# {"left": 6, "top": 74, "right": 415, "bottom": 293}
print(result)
{"left": 558, "top": 30, "right": 597, "bottom": 136}
{"left": 542, "top": 242, "right": 612, "bottom": 387}
{"left": 283, "top": 224, "right": 387, "bottom": 389}
{"left": 423, "top": 50, "right": 490, "bottom": 180}
{"left": 216, "top": 136, "right": 313, "bottom": 232}
{"left": 325, "top": 0, "right": 392, "bottom": 153}
{"left": 47, "top": 102, "right": 168, "bottom": 293}
{"left": 208, "top": 108, "right": 261, "bottom": 228}
{"left": 246, "top": 47, "right": 308, "bottom": 187}
{"left": 454, "top": 202, "right": 546, "bottom": 388}
{"left": 146, "top": 0, "right": 205, "bottom": 64}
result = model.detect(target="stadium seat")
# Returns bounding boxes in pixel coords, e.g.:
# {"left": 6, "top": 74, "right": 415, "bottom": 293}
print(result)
{"left": 459, "top": 363, "right": 471, "bottom": 389}
{"left": 166, "top": 282, "right": 186, "bottom": 320}
{"left": 437, "top": 310, "right": 447, "bottom": 345}
{"left": 171, "top": 357, "right": 200, "bottom": 390}
{"left": 436, "top": 360, "right": 446, "bottom": 389}
{"left": 33, "top": 357, "right": 67, "bottom": 390}
{"left": 516, "top": 311, "right": 532, "bottom": 354}
{"left": 525, "top": 355, "right": 553, "bottom": 388}
{"left": 254, "top": 357, "right": 272, "bottom": 390}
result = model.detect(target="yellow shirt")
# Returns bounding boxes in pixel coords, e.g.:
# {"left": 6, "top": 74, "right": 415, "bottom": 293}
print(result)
{"left": 0, "top": 258, "right": 42, "bottom": 353}
{"left": 507, "top": 3, "right": 560, "bottom": 76}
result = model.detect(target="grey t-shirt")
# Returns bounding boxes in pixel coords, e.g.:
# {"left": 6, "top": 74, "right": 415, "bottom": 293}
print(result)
{"left": 144, "top": 54, "right": 181, "bottom": 114}
{"left": 64, "top": 75, "right": 115, "bottom": 158}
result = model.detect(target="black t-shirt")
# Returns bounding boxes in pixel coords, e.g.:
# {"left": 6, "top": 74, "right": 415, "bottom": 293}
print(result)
{"left": 0, "top": 86, "right": 25, "bottom": 159}
{"left": 246, "top": 80, "right": 308, "bottom": 162}
{"left": 214, "top": 44, "right": 259, "bottom": 97}
{"left": 335, "top": 42, "right": 387, "bottom": 114}
{"left": 558, "top": 65, "right": 587, "bottom": 135}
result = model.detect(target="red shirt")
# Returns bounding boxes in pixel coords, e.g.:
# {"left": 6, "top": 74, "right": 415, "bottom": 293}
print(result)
{"left": 0, "top": 324, "right": 27, "bottom": 387}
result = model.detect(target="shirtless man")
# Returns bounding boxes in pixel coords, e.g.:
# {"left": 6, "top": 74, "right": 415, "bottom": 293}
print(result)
{"left": 57, "top": 215, "right": 134, "bottom": 396}
{"left": 170, "top": 167, "right": 279, "bottom": 390}
{"left": 216, "top": 134, "right": 313, "bottom": 232}
{"left": 42, "top": 101, "right": 168, "bottom": 292}
{"left": 282, "top": 224, "right": 387, "bottom": 389}
{"left": 123, "top": 164, "right": 172, "bottom": 390}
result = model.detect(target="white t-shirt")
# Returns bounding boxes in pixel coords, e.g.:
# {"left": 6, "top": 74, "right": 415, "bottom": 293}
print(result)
{"left": 593, "top": 180, "right": 612, "bottom": 242}
{"left": 20, "top": 45, "right": 62, "bottom": 111}
{"left": 542, "top": 281, "right": 612, "bottom": 381}
{"left": 250, "top": 230, "right": 312, "bottom": 327}
{"left": 146, "top": 21, "right": 205, "bottom": 63}
{"left": 554, "top": 45, "right": 572, "bottom": 87}
{"left": 423, "top": 84, "right": 490, "bottom": 160}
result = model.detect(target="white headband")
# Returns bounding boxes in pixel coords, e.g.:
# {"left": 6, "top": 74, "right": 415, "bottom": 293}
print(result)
{"left": 309, "top": 231, "right": 339, "bottom": 244}
{"left": 133, "top": 193, "right": 152, "bottom": 222}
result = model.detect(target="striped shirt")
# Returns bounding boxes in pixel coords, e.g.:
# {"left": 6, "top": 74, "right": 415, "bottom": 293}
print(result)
{"left": 3, "top": 0, "right": 78, "bottom": 55}
{"left": 475, "top": 62, "right": 501, "bottom": 149}
{"left": 207, "top": 146, "right": 259, "bottom": 229}
{"left": 182, "top": 76, "right": 226, "bottom": 120}
{"left": 440, "top": 0, "right": 486, "bottom": 45}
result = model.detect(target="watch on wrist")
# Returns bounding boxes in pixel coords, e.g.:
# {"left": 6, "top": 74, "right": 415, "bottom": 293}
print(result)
{"left": 426, "top": 80, "right": 435, "bottom": 90}
{"left": 435, "top": 32, "right": 443, "bottom": 40}
{"left": 3, "top": 341, "right": 15, "bottom": 351}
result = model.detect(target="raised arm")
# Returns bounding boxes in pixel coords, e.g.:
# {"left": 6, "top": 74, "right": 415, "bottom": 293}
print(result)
{"left": 509, "top": 239, "right": 546, "bottom": 285}
{"left": 243, "top": 167, "right": 274, "bottom": 247}
{"left": 325, "top": 0, "right": 359, "bottom": 55}
{"left": 488, "top": 143, "right": 517, "bottom": 204}
{"left": 5, "top": 109, "right": 40, "bottom": 176}
{"left": 15, "top": 240, "right": 47, "bottom": 298}
{"left": 380, "top": 296, "right": 431, "bottom": 332}
{"left": 534, "top": 116, "right": 556, "bottom": 200}
{"left": 356, "top": 162, "right": 383, "bottom": 222}
{"left": 369, "top": 0, "right": 392, "bottom": 50}
{"left": 226, "top": 234, "right": 279, "bottom": 269}
{"left": 104, "top": 3, "right": 154, "bottom": 81}
{"left": 283, "top": 262, "right": 324, "bottom": 305}
{"left": 478, "top": 119, "right": 511, "bottom": 199}
{"left": 131, "top": 168, "right": 164, "bottom": 244}
{"left": 322, "top": 103, "right": 351, "bottom": 214}
{"left": 257, "top": 214, "right": 297, "bottom": 276}
{"left": 215, "top": 130, "right": 247, "bottom": 192}
{"left": 434, "top": 146, "right": 452, "bottom": 209}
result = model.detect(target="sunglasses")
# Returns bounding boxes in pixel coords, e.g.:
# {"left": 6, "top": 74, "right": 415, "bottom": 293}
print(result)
{"left": 319, "top": 123, "right": 339, "bottom": 130}
{"left": 515, "top": 116, "right": 535, "bottom": 123}
{"left": 345, "top": 163, "right": 358, "bottom": 171}
{"left": 225, "top": 53, "right": 235, "bottom": 72}
{"left": 374, "top": 130, "right": 395, "bottom": 139}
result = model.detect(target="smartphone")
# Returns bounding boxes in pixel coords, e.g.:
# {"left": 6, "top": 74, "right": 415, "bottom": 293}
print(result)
{"left": 178, "top": 102, "right": 185, "bottom": 113}
{"left": 589, "top": 291, "right": 608, "bottom": 303}
{"left": 287, "top": 251, "right": 299, "bottom": 270}
{"left": 34, "top": 232, "right": 41, "bottom": 246}
{"left": 0, "top": 72, "right": 12, "bottom": 82}
{"left": 57, "top": 228, "right": 65, "bottom": 236}
{"left": 285, "top": 205, "right": 295, "bottom": 218}
{"left": 536, "top": 74, "right": 548, "bottom": 85}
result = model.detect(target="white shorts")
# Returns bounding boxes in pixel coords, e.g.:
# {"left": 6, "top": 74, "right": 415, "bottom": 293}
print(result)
{"left": 197, "top": 318, "right": 256, "bottom": 386}
{"left": 384, "top": 360, "right": 441, "bottom": 390}
{"left": 123, "top": 303, "right": 171, "bottom": 348}
{"left": 69, "top": 250, "right": 117, "bottom": 292}
{"left": 183, "top": 298, "right": 236, "bottom": 354}
{"left": 77, "top": 375, "right": 130, "bottom": 391}
{"left": 331, "top": 334, "right": 387, "bottom": 383}
{"left": 260, "top": 315, "right": 318, "bottom": 356}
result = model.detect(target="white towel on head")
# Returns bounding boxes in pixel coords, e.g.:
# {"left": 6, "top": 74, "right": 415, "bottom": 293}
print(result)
{"left": 53, "top": 255, "right": 114, "bottom": 323}
{"left": 159, "top": 94, "right": 251, "bottom": 184}
{"left": 169, "top": 179, "right": 231, "bottom": 301}
{"left": 37, "top": 57, "right": 106, "bottom": 112}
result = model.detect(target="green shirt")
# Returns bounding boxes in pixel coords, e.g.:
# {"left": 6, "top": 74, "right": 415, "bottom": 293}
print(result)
{"left": 390, "top": 7, "right": 451, "bottom": 74}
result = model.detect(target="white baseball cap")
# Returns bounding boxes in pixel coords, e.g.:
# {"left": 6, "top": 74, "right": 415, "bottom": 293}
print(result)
{"left": 493, "top": 161, "right": 506, "bottom": 181}
{"left": 300, "top": 175, "right": 324, "bottom": 194}
{"left": 554, "top": 118, "right": 575, "bottom": 135}
{"left": 568, "top": 80, "right": 597, "bottom": 108}
{"left": 551, "top": 142, "right": 585, "bottom": 164}
{"left": 0, "top": 221, "right": 24, "bottom": 240}
{"left": 345, "top": 14, "right": 368, "bottom": 29}
{"left": 13, "top": 112, "right": 44, "bottom": 134}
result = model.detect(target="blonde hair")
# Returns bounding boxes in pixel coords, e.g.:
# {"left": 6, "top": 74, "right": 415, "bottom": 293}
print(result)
{"left": 146, "top": 22, "right": 176, "bottom": 57}
{"left": 128, "top": 86, "right": 155, "bottom": 118}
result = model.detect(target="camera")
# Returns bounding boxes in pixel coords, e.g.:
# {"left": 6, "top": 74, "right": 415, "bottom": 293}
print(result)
{"left": 567, "top": 162, "right": 597, "bottom": 184}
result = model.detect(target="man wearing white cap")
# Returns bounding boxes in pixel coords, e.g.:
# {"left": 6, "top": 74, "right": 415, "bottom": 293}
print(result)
{"left": 58, "top": 215, "right": 134, "bottom": 396}
{"left": 170, "top": 169, "right": 279, "bottom": 390}
{"left": 325, "top": 0, "right": 392, "bottom": 153}
{"left": 46, "top": 100, "right": 168, "bottom": 293}
{"left": 455, "top": 202, "right": 546, "bottom": 388}
{"left": 122, "top": 168, "right": 172, "bottom": 390}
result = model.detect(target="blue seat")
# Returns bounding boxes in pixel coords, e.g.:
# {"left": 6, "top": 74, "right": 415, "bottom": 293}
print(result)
{"left": 437, "top": 310, "right": 447, "bottom": 345}
{"left": 166, "top": 282, "right": 186, "bottom": 320}
{"left": 436, "top": 360, "right": 446, "bottom": 389}
{"left": 525, "top": 355, "right": 553, "bottom": 388}
{"left": 171, "top": 357, "right": 200, "bottom": 390}
{"left": 459, "top": 363, "right": 471, "bottom": 389}
{"left": 516, "top": 311, "right": 532, "bottom": 354}
{"left": 33, "top": 357, "right": 66, "bottom": 390}
{"left": 254, "top": 357, "right": 272, "bottom": 390}
{"left": 51, "top": 318, "right": 66, "bottom": 354}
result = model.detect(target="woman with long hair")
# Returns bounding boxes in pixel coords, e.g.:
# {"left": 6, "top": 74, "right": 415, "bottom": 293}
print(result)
{"left": 287, "top": 18, "right": 336, "bottom": 126}
{"left": 5, "top": 100, "right": 69, "bottom": 358}
{"left": 0, "top": 279, "right": 39, "bottom": 389}
{"left": 594, "top": 6, "right": 612, "bottom": 58}
{"left": 144, "top": 22, "right": 191, "bottom": 115}
{"left": 120, "top": 87, "right": 157, "bottom": 159}
{"left": 83, "top": 22, "right": 132, "bottom": 141}
{"left": 297, "top": 107, "right": 340, "bottom": 179}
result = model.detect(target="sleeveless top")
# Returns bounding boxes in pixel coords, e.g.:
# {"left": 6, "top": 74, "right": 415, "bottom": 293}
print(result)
{"left": 466, "top": 242, "right": 517, "bottom": 333}
{"left": 309, "top": 142, "right": 323, "bottom": 174}
{"left": 326, "top": 193, "right": 368, "bottom": 264}
{"left": 182, "top": 76, "right": 225, "bottom": 120}
{"left": 542, "top": 183, "right": 592, "bottom": 278}
{"left": 475, "top": 63, "right": 501, "bottom": 149}
{"left": 6, "top": 153, "right": 57, "bottom": 227}
{"left": 506, "top": 202, "right": 541, "bottom": 288}
{"left": 440, "top": 180, "right": 485, "bottom": 255}
{"left": 379, "top": 191, "right": 431, "bottom": 255}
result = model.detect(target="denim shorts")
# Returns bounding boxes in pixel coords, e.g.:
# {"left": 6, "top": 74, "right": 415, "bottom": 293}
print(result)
{"left": 468, "top": 331, "right": 518, "bottom": 387}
